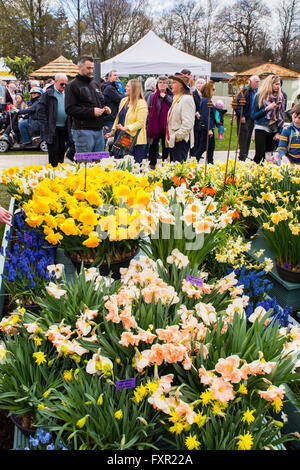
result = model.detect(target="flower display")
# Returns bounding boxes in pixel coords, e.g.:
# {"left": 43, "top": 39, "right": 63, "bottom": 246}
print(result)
{"left": 20, "top": 165, "right": 159, "bottom": 266}
{"left": 1, "top": 210, "right": 56, "bottom": 307}
{"left": 0, "top": 157, "right": 300, "bottom": 451}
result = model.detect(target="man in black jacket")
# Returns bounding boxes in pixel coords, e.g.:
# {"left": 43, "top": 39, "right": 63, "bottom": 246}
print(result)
{"left": 102, "top": 70, "right": 123, "bottom": 130}
{"left": 37, "top": 73, "right": 69, "bottom": 167}
{"left": 236, "top": 75, "right": 260, "bottom": 161}
{"left": 65, "top": 55, "right": 111, "bottom": 154}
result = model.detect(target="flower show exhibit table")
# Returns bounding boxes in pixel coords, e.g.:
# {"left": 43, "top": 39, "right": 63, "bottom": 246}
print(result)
{"left": 248, "top": 231, "right": 300, "bottom": 314}
{"left": 0, "top": 197, "right": 15, "bottom": 319}
{"left": 0, "top": 195, "right": 298, "bottom": 451}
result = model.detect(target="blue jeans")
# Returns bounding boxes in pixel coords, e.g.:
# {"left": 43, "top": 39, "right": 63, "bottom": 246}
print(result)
{"left": 19, "top": 119, "right": 40, "bottom": 144}
{"left": 71, "top": 129, "right": 105, "bottom": 153}
{"left": 19, "top": 119, "right": 31, "bottom": 144}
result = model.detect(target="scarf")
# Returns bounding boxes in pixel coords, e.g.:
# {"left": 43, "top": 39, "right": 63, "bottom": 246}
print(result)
{"left": 147, "top": 90, "right": 170, "bottom": 139}
{"left": 264, "top": 93, "right": 286, "bottom": 130}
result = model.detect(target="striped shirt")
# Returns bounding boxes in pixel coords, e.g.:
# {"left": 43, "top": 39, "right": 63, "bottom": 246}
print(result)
{"left": 277, "top": 123, "right": 300, "bottom": 164}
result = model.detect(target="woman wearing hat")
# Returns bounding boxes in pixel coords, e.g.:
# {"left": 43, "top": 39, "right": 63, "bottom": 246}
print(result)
{"left": 166, "top": 73, "right": 195, "bottom": 162}
{"left": 17, "top": 87, "right": 42, "bottom": 147}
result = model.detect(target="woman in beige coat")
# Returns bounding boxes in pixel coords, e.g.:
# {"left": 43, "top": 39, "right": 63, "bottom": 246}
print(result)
{"left": 166, "top": 73, "right": 195, "bottom": 162}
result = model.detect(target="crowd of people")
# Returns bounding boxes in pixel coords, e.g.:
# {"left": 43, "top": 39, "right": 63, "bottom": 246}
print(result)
{"left": 0, "top": 54, "right": 299, "bottom": 168}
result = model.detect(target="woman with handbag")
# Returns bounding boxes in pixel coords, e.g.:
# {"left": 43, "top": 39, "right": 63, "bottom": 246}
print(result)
{"left": 166, "top": 73, "right": 195, "bottom": 162}
{"left": 251, "top": 74, "right": 286, "bottom": 164}
{"left": 105, "top": 79, "right": 148, "bottom": 163}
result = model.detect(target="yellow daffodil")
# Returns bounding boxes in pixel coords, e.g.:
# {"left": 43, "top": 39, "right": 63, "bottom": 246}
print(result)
{"left": 185, "top": 433, "right": 201, "bottom": 450}
{"left": 32, "top": 351, "right": 47, "bottom": 365}
{"left": 237, "top": 431, "right": 254, "bottom": 450}
{"left": 114, "top": 409, "right": 123, "bottom": 420}
{"left": 241, "top": 408, "right": 255, "bottom": 425}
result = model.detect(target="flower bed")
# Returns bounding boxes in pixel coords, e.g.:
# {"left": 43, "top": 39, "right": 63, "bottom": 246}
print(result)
{"left": 0, "top": 157, "right": 299, "bottom": 451}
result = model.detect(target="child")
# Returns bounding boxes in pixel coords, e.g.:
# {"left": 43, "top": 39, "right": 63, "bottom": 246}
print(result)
{"left": 214, "top": 100, "right": 227, "bottom": 140}
{"left": 276, "top": 103, "right": 300, "bottom": 165}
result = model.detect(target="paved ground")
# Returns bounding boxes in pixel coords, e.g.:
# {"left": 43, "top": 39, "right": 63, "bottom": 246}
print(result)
{"left": 0, "top": 150, "right": 256, "bottom": 176}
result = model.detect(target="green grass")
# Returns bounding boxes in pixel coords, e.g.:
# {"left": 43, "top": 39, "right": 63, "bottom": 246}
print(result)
{"left": 215, "top": 114, "right": 255, "bottom": 152}
{"left": 0, "top": 183, "right": 12, "bottom": 245}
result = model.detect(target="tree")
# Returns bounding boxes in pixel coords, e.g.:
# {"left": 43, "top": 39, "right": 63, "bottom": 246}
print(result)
{"left": 217, "top": 0, "right": 270, "bottom": 57}
{"left": 155, "top": 7, "right": 180, "bottom": 47}
{"left": 3, "top": 56, "right": 35, "bottom": 84}
{"left": 198, "top": 0, "right": 219, "bottom": 61}
{"left": 0, "top": 0, "right": 75, "bottom": 66}
{"left": 59, "top": 0, "right": 87, "bottom": 58}
{"left": 277, "top": 0, "right": 300, "bottom": 69}
{"left": 172, "top": 1, "right": 203, "bottom": 56}
{"left": 84, "top": 0, "right": 152, "bottom": 61}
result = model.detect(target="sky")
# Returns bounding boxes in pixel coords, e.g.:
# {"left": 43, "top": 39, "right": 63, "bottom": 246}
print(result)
{"left": 148, "top": 0, "right": 279, "bottom": 14}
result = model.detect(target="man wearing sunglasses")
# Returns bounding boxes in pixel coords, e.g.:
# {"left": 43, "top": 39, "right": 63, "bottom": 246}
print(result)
{"left": 37, "top": 73, "right": 69, "bottom": 167}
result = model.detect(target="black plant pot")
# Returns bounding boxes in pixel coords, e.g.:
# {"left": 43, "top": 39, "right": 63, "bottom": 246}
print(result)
{"left": 276, "top": 261, "right": 300, "bottom": 284}
{"left": 10, "top": 414, "right": 36, "bottom": 437}
{"left": 26, "top": 304, "right": 42, "bottom": 315}
{"left": 68, "top": 248, "right": 139, "bottom": 280}
{"left": 244, "top": 224, "right": 259, "bottom": 239}
{"left": 9, "top": 301, "right": 42, "bottom": 315}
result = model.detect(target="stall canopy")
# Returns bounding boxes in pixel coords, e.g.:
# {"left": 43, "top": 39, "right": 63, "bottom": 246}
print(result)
{"left": 235, "top": 60, "right": 300, "bottom": 80}
{"left": 29, "top": 56, "right": 78, "bottom": 79}
{"left": 0, "top": 58, "right": 16, "bottom": 81}
{"left": 100, "top": 31, "right": 211, "bottom": 78}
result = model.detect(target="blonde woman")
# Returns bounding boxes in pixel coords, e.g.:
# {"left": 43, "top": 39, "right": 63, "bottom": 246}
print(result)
{"left": 106, "top": 79, "right": 148, "bottom": 163}
{"left": 251, "top": 74, "right": 286, "bottom": 164}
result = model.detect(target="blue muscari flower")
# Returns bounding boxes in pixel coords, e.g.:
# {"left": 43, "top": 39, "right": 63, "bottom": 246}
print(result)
{"left": 246, "top": 302, "right": 254, "bottom": 316}
{"left": 5, "top": 232, "right": 12, "bottom": 241}
{"left": 46, "top": 443, "right": 55, "bottom": 450}
{"left": 29, "top": 436, "right": 40, "bottom": 448}
{"left": 58, "top": 440, "right": 66, "bottom": 449}
{"left": 8, "top": 268, "right": 16, "bottom": 282}
{"left": 36, "top": 428, "right": 52, "bottom": 444}
{"left": 14, "top": 243, "right": 20, "bottom": 253}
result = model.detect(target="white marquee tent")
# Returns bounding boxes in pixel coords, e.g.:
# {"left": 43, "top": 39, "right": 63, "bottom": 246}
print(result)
{"left": 100, "top": 31, "right": 211, "bottom": 79}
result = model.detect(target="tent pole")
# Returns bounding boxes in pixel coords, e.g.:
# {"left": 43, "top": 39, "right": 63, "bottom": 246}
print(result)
{"left": 94, "top": 59, "right": 101, "bottom": 86}
{"left": 204, "top": 80, "right": 214, "bottom": 178}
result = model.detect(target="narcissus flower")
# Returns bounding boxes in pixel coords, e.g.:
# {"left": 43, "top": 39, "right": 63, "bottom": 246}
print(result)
{"left": 237, "top": 431, "right": 253, "bottom": 450}
{"left": 32, "top": 351, "right": 47, "bottom": 365}
{"left": 241, "top": 408, "right": 255, "bottom": 425}
{"left": 185, "top": 433, "right": 201, "bottom": 450}
{"left": 114, "top": 409, "right": 123, "bottom": 420}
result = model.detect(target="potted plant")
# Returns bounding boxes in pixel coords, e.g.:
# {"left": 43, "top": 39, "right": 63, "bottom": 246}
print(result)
{"left": 0, "top": 328, "right": 69, "bottom": 435}
{"left": 21, "top": 166, "right": 158, "bottom": 280}
{"left": 139, "top": 184, "right": 237, "bottom": 270}
{"left": 2, "top": 228, "right": 56, "bottom": 311}
{"left": 37, "top": 366, "right": 160, "bottom": 450}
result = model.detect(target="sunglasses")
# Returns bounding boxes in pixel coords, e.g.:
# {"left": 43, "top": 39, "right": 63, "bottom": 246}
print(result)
{"left": 59, "top": 83, "right": 67, "bottom": 87}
